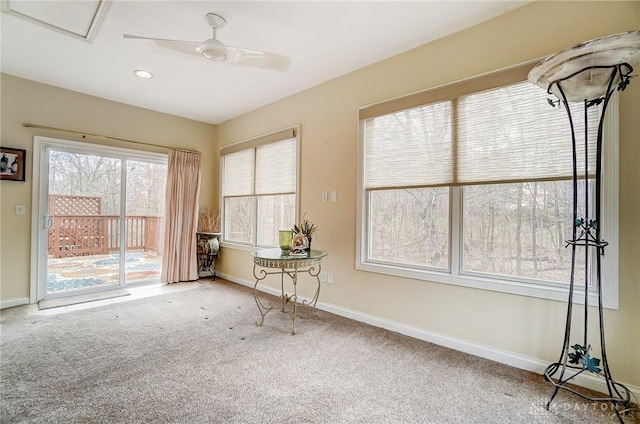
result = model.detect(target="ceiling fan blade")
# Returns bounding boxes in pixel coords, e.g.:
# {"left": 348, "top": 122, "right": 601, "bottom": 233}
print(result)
{"left": 226, "top": 46, "right": 291, "bottom": 72}
{"left": 124, "top": 34, "right": 191, "bottom": 43}
{"left": 124, "top": 34, "right": 202, "bottom": 58}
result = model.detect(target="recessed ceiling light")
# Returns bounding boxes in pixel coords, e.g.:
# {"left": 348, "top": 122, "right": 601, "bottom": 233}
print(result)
{"left": 133, "top": 69, "right": 153, "bottom": 79}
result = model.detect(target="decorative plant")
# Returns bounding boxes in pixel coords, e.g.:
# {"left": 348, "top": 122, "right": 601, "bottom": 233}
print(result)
{"left": 198, "top": 208, "right": 220, "bottom": 233}
{"left": 568, "top": 344, "right": 602, "bottom": 374}
{"left": 292, "top": 214, "right": 318, "bottom": 242}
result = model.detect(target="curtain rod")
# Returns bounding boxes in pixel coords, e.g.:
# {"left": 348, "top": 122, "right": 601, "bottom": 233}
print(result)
{"left": 22, "top": 123, "right": 200, "bottom": 154}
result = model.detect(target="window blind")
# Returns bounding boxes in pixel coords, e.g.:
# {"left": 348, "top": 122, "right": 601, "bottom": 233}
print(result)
{"left": 220, "top": 128, "right": 295, "bottom": 156}
{"left": 222, "top": 128, "right": 297, "bottom": 197}
{"left": 255, "top": 138, "right": 296, "bottom": 195}
{"left": 363, "top": 64, "right": 599, "bottom": 190}
{"left": 364, "top": 102, "right": 453, "bottom": 189}
{"left": 222, "top": 149, "right": 254, "bottom": 196}
{"left": 456, "top": 81, "right": 597, "bottom": 185}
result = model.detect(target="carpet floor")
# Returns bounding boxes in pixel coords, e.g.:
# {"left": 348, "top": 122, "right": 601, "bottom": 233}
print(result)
{"left": 1, "top": 279, "right": 638, "bottom": 423}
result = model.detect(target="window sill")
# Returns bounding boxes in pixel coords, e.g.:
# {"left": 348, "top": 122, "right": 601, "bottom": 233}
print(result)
{"left": 356, "top": 260, "right": 616, "bottom": 310}
{"left": 219, "top": 242, "right": 255, "bottom": 253}
{"left": 219, "top": 242, "right": 279, "bottom": 253}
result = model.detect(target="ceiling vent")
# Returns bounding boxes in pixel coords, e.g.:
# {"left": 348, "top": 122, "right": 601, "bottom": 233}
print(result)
{"left": 1, "top": 0, "right": 111, "bottom": 42}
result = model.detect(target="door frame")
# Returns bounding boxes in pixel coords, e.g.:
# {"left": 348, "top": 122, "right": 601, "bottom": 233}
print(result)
{"left": 30, "top": 136, "right": 167, "bottom": 303}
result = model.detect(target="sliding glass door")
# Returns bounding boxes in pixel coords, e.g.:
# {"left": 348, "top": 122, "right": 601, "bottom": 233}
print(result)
{"left": 124, "top": 160, "right": 167, "bottom": 285}
{"left": 33, "top": 137, "right": 167, "bottom": 301}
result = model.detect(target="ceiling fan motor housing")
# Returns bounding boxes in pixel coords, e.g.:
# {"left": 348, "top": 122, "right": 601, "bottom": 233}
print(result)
{"left": 197, "top": 14, "right": 228, "bottom": 61}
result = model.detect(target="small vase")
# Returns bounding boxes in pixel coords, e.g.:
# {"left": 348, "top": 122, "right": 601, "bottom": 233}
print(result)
{"left": 279, "top": 230, "right": 293, "bottom": 252}
{"left": 208, "top": 237, "right": 219, "bottom": 254}
{"left": 290, "top": 233, "right": 311, "bottom": 254}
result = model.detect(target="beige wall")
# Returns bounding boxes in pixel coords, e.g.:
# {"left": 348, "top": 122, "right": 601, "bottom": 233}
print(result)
{"left": 216, "top": 1, "right": 640, "bottom": 388}
{"left": 0, "top": 74, "right": 217, "bottom": 302}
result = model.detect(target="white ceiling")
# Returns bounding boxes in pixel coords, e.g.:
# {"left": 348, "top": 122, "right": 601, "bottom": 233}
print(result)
{"left": 1, "top": 1, "right": 529, "bottom": 125}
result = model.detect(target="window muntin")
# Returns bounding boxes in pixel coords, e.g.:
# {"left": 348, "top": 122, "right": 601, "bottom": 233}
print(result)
{"left": 359, "top": 63, "right": 616, "bottom": 305}
{"left": 221, "top": 129, "right": 298, "bottom": 247}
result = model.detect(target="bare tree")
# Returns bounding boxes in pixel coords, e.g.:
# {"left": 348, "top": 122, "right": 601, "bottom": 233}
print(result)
{"left": 515, "top": 183, "right": 524, "bottom": 274}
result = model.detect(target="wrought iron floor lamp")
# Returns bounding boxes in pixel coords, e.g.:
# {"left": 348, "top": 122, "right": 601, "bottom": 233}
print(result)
{"left": 528, "top": 31, "right": 639, "bottom": 423}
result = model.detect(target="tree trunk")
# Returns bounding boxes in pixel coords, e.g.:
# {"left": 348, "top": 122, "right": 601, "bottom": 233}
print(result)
{"left": 515, "top": 183, "right": 523, "bottom": 274}
{"left": 553, "top": 181, "right": 563, "bottom": 259}
{"left": 531, "top": 182, "right": 538, "bottom": 275}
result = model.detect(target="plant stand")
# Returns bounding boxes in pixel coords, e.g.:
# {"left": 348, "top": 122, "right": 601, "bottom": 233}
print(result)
{"left": 196, "top": 232, "right": 220, "bottom": 279}
{"left": 528, "top": 32, "right": 639, "bottom": 423}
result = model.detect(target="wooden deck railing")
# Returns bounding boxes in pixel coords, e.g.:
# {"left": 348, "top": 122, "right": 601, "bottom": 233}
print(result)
{"left": 48, "top": 215, "right": 164, "bottom": 258}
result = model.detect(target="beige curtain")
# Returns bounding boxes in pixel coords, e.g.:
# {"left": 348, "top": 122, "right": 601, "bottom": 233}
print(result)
{"left": 161, "top": 150, "right": 202, "bottom": 283}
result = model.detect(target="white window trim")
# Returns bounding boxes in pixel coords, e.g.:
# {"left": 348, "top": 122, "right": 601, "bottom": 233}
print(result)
{"left": 356, "top": 95, "right": 619, "bottom": 309}
{"left": 219, "top": 125, "right": 301, "bottom": 251}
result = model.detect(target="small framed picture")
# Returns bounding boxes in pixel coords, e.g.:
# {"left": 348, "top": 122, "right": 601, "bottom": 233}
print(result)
{"left": 0, "top": 147, "right": 27, "bottom": 182}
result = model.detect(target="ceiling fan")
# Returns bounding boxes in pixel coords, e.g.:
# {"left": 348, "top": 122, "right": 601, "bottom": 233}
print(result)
{"left": 124, "top": 13, "right": 290, "bottom": 72}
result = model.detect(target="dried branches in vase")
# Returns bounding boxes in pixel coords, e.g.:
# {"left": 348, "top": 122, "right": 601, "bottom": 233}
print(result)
{"left": 290, "top": 214, "right": 318, "bottom": 254}
{"left": 198, "top": 208, "right": 220, "bottom": 233}
{"left": 292, "top": 214, "right": 318, "bottom": 242}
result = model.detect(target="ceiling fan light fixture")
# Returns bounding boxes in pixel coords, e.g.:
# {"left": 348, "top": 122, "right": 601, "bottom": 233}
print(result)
{"left": 133, "top": 69, "right": 153, "bottom": 79}
{"left": 196, "top": 40, "right": 228, "bottom": 62}
{"left": 199, "top": 47, "right": 227, "bottom": 62}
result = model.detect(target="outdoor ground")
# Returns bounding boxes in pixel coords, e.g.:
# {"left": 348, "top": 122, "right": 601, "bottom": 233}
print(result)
{"left": 47, "top": 251, "right": 162, "bottom": 294}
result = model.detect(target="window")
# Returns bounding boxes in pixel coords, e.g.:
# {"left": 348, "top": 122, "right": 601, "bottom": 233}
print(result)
{"left": 358, "top": 63, "right": 618, "bottom": 307}
{"left": 221, "top": 127, "right": 299, "bottom": 248}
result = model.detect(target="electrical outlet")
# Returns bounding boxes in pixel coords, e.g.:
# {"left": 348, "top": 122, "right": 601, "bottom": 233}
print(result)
{"left": 322, "top": 192, "right": 328, "bottom": 202}
{"left": 320, "top": 272, "right": 327, "bottom": 282}
{"left": 327, "top": 272, "right": 334, "bottom": 284}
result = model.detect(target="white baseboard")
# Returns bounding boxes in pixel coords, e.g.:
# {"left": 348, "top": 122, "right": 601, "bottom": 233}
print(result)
{"left": 1, "top": 297, "right": 30, "bottom": 310}
{"left": 219, "top": 272, "right": 640, "bottom": 403}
